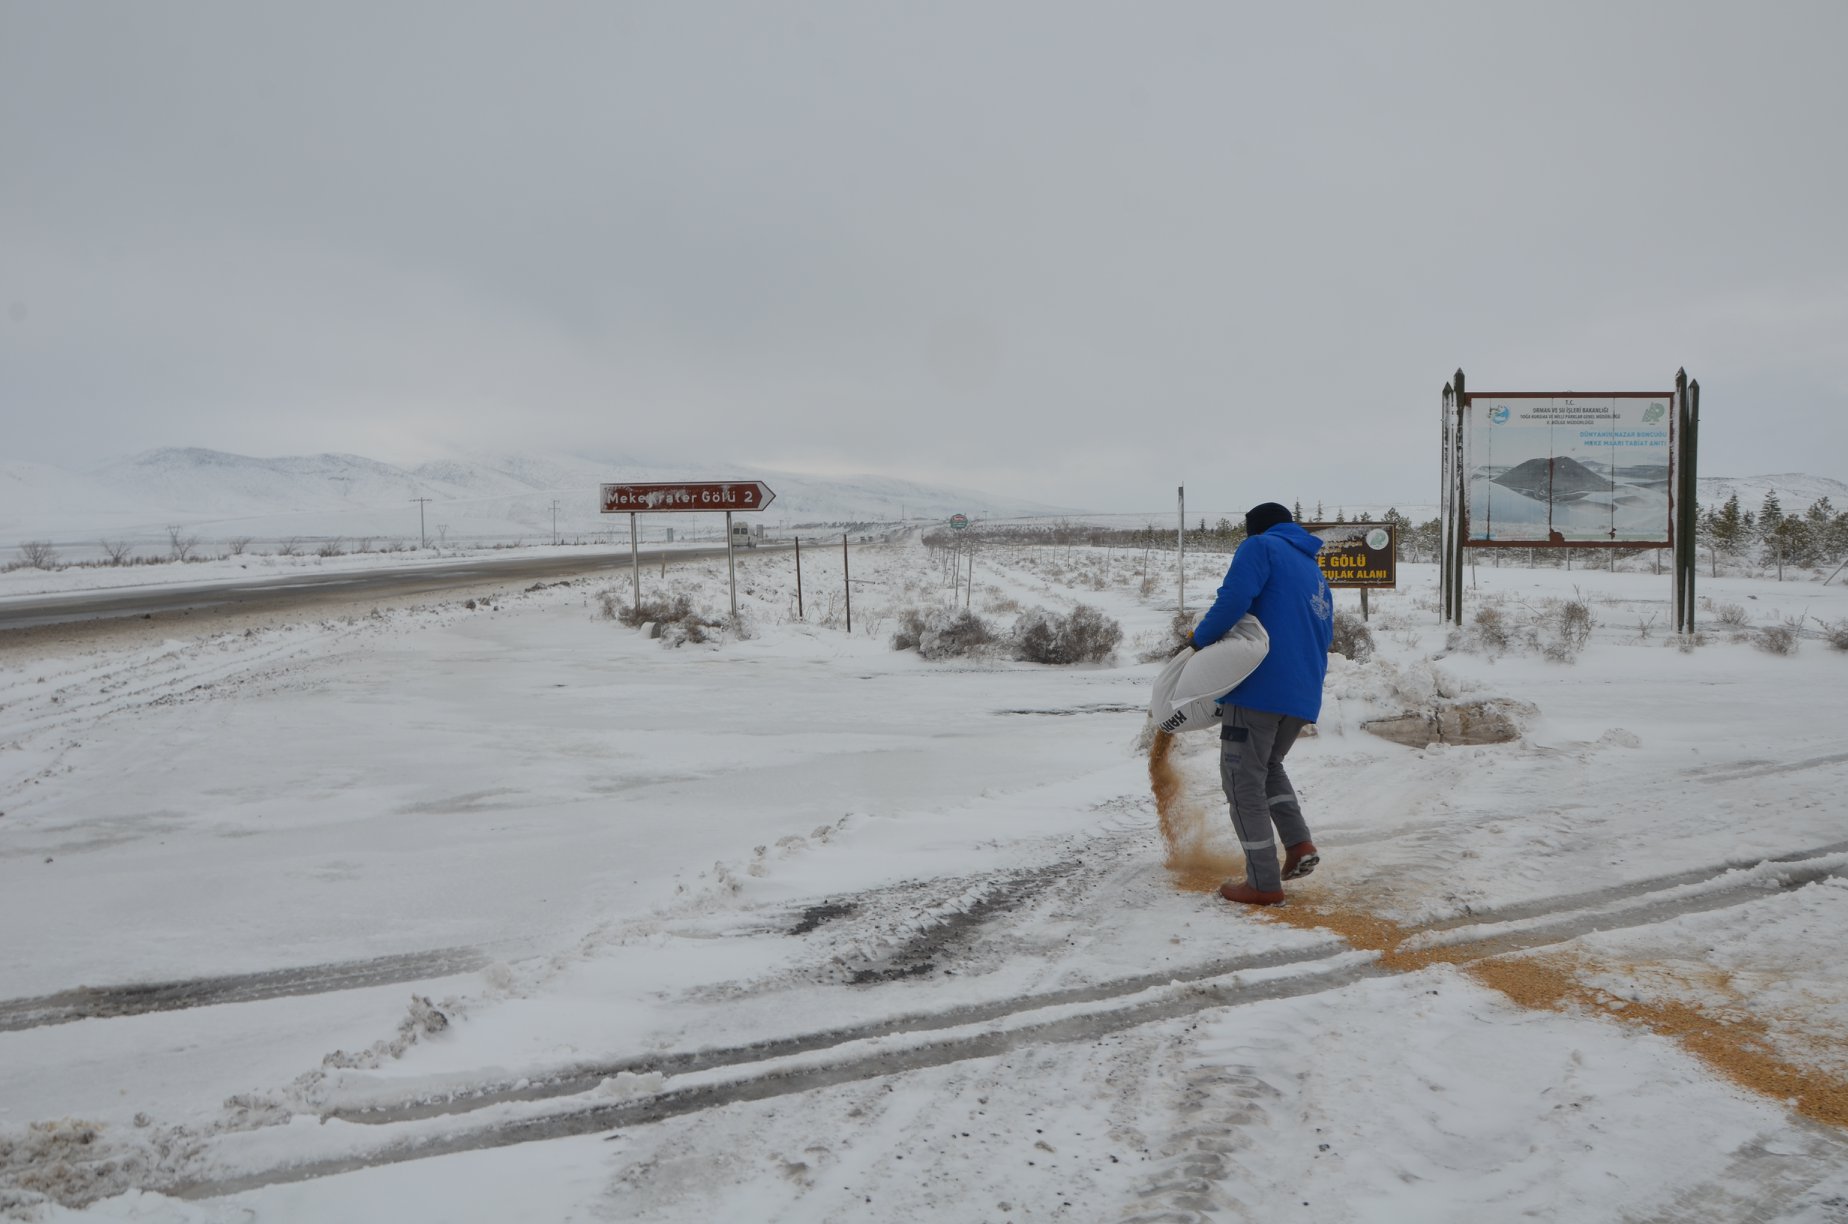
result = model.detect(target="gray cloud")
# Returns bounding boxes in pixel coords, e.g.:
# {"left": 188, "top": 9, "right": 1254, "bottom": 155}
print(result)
{"left": 4, "top": 1, "right": 1845, "bottom": 511}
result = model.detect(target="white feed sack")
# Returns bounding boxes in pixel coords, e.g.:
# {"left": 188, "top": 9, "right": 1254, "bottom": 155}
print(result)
{"left": 1149, "top": 614, "right": 1269, "bottom": 734}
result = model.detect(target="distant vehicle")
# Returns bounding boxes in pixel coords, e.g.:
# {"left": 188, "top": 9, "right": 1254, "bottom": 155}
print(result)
{"left": 730, "top": 523, "right": 756, "bottom": 549}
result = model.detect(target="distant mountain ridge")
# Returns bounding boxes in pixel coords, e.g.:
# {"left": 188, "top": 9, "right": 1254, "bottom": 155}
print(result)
{"left": 1695, "top": 472, "right": 1847, "bottom": 512}
{"left": 0, "top": 448, "right": 1076, "bottom": 544}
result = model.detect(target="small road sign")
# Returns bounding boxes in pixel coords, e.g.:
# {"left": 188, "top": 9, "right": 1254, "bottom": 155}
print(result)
{"left": 600, "top": 481, "right": 775, "bottom": 514}
{"left": 949, "top": 513, "right": 969, "bottom": 530}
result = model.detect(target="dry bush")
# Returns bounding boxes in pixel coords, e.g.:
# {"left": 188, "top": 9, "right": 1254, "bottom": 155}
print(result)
{"left": 166, "top": 527, "right": 200, "bottom": 562}
{"left": 1137, "top": 611, "right": 1197, "bottom": 663}
{"left": 1754, "top": 620, "right": 1801, "bottom": 656}
{"left": 1711, "top": 602, "right": 1749, "bottom": 628}
{"left": 1447, "top": 605, "right": 1512, "bottom": 659}
{"left": 316, "top": 538, "right": 345, "bottom": 558}
{"left": 1537, "top": 599, "right": 1594, "bottom": 663}
{"left": 1822, "top": 619, "right": 1848, "bottom": 652}
{"left": 228, "top": 536, "right": 254, "bottom": 556}
{"left": 604, "top": 590, "right": 722, "bottom": 644}
{"left": 1330, "top": 609, "right": 1375, "bottom": 661}
{"left": 1474, "top": 606, "right": 1511, "bottom": 651}
{"left": 100, "top": 539, "right": 134, "bottom": 564}
{"left": 892, "top": 607, "right": 998, "bottom": 658}
{"left": 1012, "top": 604, "right": 1123, "bottom": 665}
{"left": 16, "top": 540, "right": 60, "bottom": 569}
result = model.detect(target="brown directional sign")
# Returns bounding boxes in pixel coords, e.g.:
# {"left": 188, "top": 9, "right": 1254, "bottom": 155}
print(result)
{"left": 599, "top": 481, "right": 776, "bottom": 513}
{"left": 1301, "top": 522, "right": 1397, "bottom": 589}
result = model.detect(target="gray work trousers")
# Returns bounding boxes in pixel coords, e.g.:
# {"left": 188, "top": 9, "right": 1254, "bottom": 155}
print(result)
{"left": 1219, "top": 706, "right": 1312, "bottom": 892}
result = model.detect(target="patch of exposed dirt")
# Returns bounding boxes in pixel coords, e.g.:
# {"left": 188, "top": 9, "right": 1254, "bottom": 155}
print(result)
{"left": 1363, "top": 698, "right": 1534, "bottom": 747}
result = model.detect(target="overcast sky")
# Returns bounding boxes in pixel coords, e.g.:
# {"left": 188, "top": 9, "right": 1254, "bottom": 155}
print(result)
{"left": 3, "top": 2, "right": 1844, "bottom": 513}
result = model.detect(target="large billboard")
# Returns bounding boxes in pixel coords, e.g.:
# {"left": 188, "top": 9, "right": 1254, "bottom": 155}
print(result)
{"left": 1464, "top": 393, "right": 1672, "bottom": 545}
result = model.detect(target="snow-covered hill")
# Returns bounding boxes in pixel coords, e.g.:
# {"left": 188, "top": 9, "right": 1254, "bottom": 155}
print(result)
{"left": 0, "top": 449, "right": 1076, "bottom": 550}
{"left": 1696, "top": 472, "right": 1847, "bottom": 513}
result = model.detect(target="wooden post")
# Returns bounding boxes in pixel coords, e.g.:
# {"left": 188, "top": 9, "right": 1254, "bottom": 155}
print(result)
{"left": 1177, "top": 485, "right": 1186, "bottom": 615}
{"left": 1687, "top": 378, "right": 1700, "bottom": 628}
{"left": 1451, "top": 369, "right": 1468, "bottom": 626}
{"left": 843, "top": 533, "right": 852, "bottom": 634}
{"left": 1361, "top": 588, "right": 1369, "bottom": 621}
{"left": 1673, "top": 369, "right": 1688, "bottom": 631}
{"left": 1440, "top": 381, "right": 1453, "bottom": 623}
{"left": 795, "top": 535, "right": 803, "bottom": 619}
{"left": 966, "top": 540, "right": 974, "bottom": 610}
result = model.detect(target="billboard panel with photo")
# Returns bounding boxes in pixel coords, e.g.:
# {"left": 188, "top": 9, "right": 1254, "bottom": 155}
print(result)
{"left": 1464, "top": 394, "right": 1673, "bottom": 545}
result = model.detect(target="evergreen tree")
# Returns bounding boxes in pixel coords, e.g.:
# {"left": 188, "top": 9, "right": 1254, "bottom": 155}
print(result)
{"left": 1710, "top": 494, "right": 1744, "bottom": 557}
{"left": 1759, "top": 490, "right": 1785, "bottom": 533}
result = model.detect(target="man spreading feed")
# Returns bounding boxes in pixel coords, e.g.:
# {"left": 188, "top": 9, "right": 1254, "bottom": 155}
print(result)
{"left": 1187, "top": 502, "right": 1335, "bottom": 905}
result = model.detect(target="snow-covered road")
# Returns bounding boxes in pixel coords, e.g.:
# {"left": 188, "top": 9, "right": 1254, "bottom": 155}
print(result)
{"left": 4, "top": 538, "right": 1848, "bottom": 1221}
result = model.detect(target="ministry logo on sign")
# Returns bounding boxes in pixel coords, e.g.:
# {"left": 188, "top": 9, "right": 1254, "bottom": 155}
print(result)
{"left": 1488, "top": 405, "right": 1511, "bottom": 424}
{"left": 1642, "top": 403, "right": 1666, "bottom": 423}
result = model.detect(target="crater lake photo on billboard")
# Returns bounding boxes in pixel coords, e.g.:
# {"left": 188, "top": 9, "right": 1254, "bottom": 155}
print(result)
{"left": 1465, "top": 393, "right": 1673, "bottom": 545}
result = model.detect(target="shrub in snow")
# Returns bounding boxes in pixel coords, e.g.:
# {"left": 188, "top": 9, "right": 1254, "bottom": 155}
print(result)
{"left": 604, "top": 590, "right": 724, "bottom": 645}
{"left": 1712, "top": 602, "right": 1749, "bottom": 628}
{"left": 1754, "top": 620, "right": 1800, "bottom": 656}
{"left": 1012, "top": 604, "right": 1122, "bottom": 664}
{"left": 1330, "top": 609, "right": 1375, "bottom": 662}
{"left": 892, "top": 607, "right": 998, "bottom": 659}
{"left": 1447, "top": 605, "right": 1512, "bottom": 659}
{"left": 1537, "top": 599, "right": 1594, "bottom": 663}
{"left": 1826, "top": 619, "right": 1848, "bottom": 652}
{"left": 1138, "top": 611, "right": 1197, "bottom": 663}
{"left": 15, "top": 541, "right": 60, "bottom": 569}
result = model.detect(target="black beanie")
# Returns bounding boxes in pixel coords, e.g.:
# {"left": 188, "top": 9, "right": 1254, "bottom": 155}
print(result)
{"left": 1245, "top": 502, "right": 1293, "bottom": 537}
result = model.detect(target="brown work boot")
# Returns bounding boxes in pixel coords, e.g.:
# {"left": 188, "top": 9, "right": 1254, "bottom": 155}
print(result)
{"left": 1283, "top": 840, "right": 1319, "bottom": 880}
{"left": 1219, "top": 879, "right": 1286, "bottom": 906}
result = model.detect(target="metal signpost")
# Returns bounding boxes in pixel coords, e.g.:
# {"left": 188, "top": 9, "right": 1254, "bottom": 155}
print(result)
{"left": 949, "top": 514, "right": 969, "bottom": 606}
{"left": 599, "top": 481, "right": 776, "bottom": 620}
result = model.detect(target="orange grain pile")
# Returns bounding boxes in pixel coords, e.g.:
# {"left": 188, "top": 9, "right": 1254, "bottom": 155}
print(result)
{"left": 1257, "top": 893, "right": 1848, "bottom": 1129}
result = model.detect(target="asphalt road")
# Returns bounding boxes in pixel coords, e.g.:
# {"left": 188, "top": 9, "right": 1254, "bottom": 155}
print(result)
{"left": 0, "top": 546, "right": 739, "bottom": 634}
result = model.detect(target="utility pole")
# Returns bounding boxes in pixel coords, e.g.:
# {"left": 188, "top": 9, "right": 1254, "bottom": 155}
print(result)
{"left": 411, "top": 497, "right": 432, "bottom": 547}
{"left": 550, "top": 500, "right": 560, "bottom": 546}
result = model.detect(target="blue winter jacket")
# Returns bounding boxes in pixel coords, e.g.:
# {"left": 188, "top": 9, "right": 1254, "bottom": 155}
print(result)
{"left": 1191, "top": 523, "right": 1334, "bottom": 722}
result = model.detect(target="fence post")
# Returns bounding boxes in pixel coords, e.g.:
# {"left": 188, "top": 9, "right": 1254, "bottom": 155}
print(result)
{"left": 1177, "top": 485, "right": 1186, "bottom": 615}
{"left": 843, "top": 533, "right": 851, "bottom": 634}
{"left": 795, "top": 535, "right": 803, "bottom": 619}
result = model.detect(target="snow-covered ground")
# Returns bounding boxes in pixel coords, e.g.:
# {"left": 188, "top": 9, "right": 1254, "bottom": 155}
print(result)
{"left": 3, "top": 535, "right": 1848, "bottom": 1221}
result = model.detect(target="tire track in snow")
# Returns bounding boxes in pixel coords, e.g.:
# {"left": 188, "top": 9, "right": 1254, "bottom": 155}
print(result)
{"left": 161, "top": 850, "right": 1848, "bottom": 1200}
{"left": 1622, "top": 1123, "right": 1848, "bottom": 1224}
{"left": 0, "top": 947, "right": 488, "bottom": 1032}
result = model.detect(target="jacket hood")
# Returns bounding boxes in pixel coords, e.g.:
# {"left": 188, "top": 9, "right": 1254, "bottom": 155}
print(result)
{"left": 1266, "top": 521, "right": 1324, "bottom": 559}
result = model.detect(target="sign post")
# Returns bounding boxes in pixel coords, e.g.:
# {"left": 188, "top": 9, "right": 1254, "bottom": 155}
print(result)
{"left": 599, "top": 481, "right": 776, "bottom": 620}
